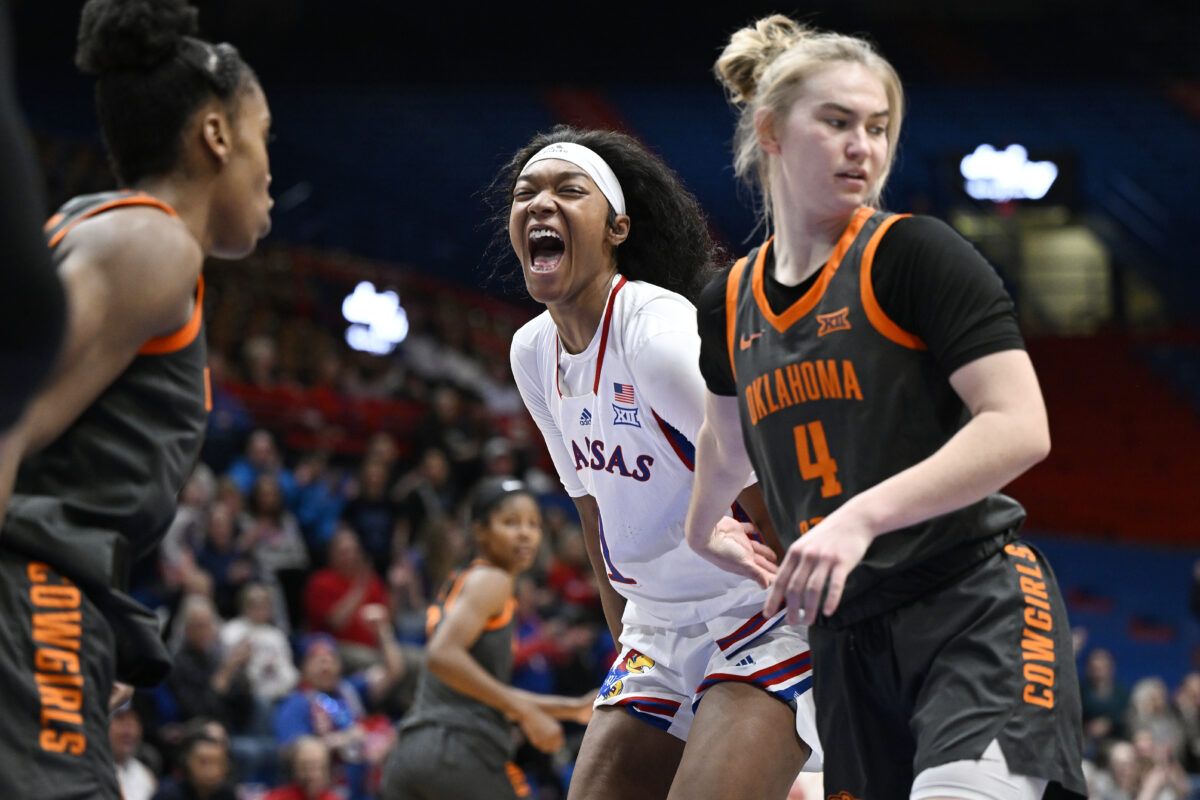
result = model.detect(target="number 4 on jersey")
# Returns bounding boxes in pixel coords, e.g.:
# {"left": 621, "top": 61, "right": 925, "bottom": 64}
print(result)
{"left": 793, "top": 421, "right": 842, "bottom": 498}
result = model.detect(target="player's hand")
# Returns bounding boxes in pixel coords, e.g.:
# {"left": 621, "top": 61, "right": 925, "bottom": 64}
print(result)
{"left": 691, "top": 516, "right": 779, "bottom": 588}
{"left": 573, "top": 691, "right": 598, "bottom": 725}
{"left": 764, "top": 510, "right": 875, "bottom": 624}
{"left": 514, "top": 703, "right": 564, "bottom": 754}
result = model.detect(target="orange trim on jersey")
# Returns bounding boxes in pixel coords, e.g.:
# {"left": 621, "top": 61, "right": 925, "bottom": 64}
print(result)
{"left": 859, "top": 214, "right": 926, "bottom": 350}
{"left": 725, "top": 256, "right": 749, "bottom": 381}
{"left": 139, "top": 276, "right": 204, "bottom": 355}
{"left": 751, "top": 206, "right": 874, "bottom": 333}
{"left": 484, "top": 597, "right": 517, "bottom": 631}
{"left": 46, "top": 193, "right": 178, "bottom": 249}
{"left": 441, "top": 564, "right": 474, "bottom": 611}
{"left": 43, "top": 213, "right": 64, "bottom": 233}
{"left": 441, "top": 561, "right": 516, "bottom": 631}
{"left": 203, "top": 367, "right": 213, "bottom": 412}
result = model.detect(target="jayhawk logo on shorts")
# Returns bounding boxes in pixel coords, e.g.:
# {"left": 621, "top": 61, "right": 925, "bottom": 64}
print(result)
{"left": 599, "top": 650, "right": 656, "bottom": 700}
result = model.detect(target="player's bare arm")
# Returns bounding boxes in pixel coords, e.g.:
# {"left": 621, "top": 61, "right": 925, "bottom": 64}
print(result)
{"left": 684, "top": 391, "right": 778, "bottom": 587}
{"left": 572, "top": 494, "right": 626, "bottom": 647}
{"left": 766, "top": 348, "right": 1050, "bottom": 623}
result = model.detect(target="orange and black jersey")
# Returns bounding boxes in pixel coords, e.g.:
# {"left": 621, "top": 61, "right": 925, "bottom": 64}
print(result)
{"left": 4, "top": 191, "right": 208, "bottom": 593}
{"left": 402, "top": 561, "right": 517, "bottom": 758}
{"left": 699, "top": 208, "right": 1026, "bottom": 626}
{"left": 697, "top": 214, "right": 1025, "bottom": 396}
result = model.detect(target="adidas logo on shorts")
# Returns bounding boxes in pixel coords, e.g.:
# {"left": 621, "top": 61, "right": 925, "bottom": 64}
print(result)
{"left": 734, "top": 654, "right": 755, "bottom": 667}
{"left": 579, "top": 409, "right": 592, "bottom": 426}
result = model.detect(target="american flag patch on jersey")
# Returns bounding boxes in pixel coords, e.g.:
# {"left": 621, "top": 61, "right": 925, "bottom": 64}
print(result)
{"left": 613, "top": 383, "right": 636, "bottom": 405}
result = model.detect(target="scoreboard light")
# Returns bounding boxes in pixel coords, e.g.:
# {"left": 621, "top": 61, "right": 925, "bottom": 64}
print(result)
{"left": 960, "top": 144, "right": 1059, "bottom": 202}
{"left": 342, "top": 281, "right": 409, "bottom": 355}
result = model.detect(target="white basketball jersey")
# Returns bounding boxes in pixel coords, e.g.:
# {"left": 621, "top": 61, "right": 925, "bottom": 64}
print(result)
{"left": 511, "top": 276, "right": 765, "bottom": 626}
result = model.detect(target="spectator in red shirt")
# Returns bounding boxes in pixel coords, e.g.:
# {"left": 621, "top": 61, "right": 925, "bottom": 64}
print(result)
{"left": 544, "top": 526, "right": 599, "bottom": 609}
{"left": 304, "top": 524, "right": 391, "bottom": 671}
{"left": 263, "top": 736, "right": 339, "bottom": 800}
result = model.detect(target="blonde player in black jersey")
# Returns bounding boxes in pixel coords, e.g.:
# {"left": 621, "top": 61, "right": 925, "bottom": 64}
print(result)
{"left": 382, "top": 479, "right": 594, "bottom": 800}
{"left": 684, "top": 15, "right": 1086, "bottom": 800}
{"left": 0, "top": 0, "right": 271, "bottom": 795}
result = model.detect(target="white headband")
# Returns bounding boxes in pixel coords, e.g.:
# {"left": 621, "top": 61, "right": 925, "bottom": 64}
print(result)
{"left": 519, "top": 142, "right": 627, "bottom": 215}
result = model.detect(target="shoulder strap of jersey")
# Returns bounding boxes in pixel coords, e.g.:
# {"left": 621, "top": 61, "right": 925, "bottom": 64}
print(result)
{"left": 45, "top": 192, "right": 178, "bottom": 249}
{"left": 859, "top": 212, "right": 926, "bottom": 350}
{"left": 725, "top": 249, "right": 757, "bottom": 381}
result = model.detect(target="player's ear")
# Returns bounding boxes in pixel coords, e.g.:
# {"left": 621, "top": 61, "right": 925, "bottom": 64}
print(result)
{"left": 755, "top": 107, "right": 782, "bottom": 156}
{"left": 607, "top": 214, "right": 630, "bottom": 247}
{"left": 199, "top": 103, "right": 232, "bottom": 165}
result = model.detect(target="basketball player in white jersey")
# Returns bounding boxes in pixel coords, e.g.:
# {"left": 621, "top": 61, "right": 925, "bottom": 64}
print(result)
{"left": 500, "top": 127, "right": 819, "bottom": 800}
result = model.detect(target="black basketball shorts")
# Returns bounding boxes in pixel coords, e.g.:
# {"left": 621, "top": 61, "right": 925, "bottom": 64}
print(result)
{"left": 0, "top": 549, "right": 120, "bottom": 798}
{"left": 811, "top": 541, "right": 1087, "bottom": 800}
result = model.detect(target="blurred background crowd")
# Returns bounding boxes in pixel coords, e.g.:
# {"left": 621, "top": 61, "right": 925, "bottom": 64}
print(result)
{"left": 11, "top": 0, "right": 1200, "bottom": 797}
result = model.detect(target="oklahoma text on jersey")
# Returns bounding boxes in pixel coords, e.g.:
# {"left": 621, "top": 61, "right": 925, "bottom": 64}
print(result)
{"left": 742, "top": 358, "right": 864, "bottom": 426}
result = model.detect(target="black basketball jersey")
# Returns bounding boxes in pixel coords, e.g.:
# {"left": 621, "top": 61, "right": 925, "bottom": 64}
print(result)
{"left": 726, "top": 207, "right": 1025, "bottom": 624}
{"left": 4, "top": 191, "right": 209, "bottom": 591}
{"left": 402, "top": 561, "right": 517, "bottom": 758}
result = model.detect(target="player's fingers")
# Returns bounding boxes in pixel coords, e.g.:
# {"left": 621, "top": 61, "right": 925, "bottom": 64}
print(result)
{"left": 749, "top": 564, "right": 772, "bottom": 589}
{"left": 750, "top": 540, "right": 777, "bottom": 563}
{"left": 764, "top": 546, "right": 800, "bottom": 615}
{"left": 756, "top": 554, "right": 780, "bottom": 578}
{"left": 801, "top": 558, "right": 830, "bottom": 625}
{"left": 785, "top": 550, "right": 813, "bottom": 625}
{"left": 823, "top": 562, "right": 850, "bottom": 617}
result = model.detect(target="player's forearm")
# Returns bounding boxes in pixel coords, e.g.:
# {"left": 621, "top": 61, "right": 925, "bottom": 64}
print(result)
{"left": 733, "top": 484, "right": 785, "bottom": 560}
{"left": 588, "top": 542, "right": 627, "bottom": 648}
{"left": 512, "top": 688, "right": 588, "bottom": 721}
{"left": 685, "top": 417, "right": 752, "bottom": 550}
{"left": 572, "top": 495, "right": 626, "bottom": 645}
{"left": 835, "top": 408, "right": 1049, "bottom": 540}
{"left": 426, "top": 644, "right": 529, "bottom": 719}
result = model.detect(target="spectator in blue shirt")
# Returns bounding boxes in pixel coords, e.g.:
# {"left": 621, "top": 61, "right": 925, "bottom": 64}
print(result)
{"left": 274, "top": 614, "right": 407, "bottom": 800}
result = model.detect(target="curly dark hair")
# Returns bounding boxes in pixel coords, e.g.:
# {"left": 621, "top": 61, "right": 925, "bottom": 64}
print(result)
{"left": 487, "top": 126, "right": 721, "bottom": 304}
{"left": 76, "top": 0, "right": 258, "bottom": 185}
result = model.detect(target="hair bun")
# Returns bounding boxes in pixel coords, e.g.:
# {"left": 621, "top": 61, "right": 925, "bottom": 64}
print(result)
{"left": 76, "top": 0, "right": 199, "bottom": 76}
{"left": 715, "top": 14, "right": 812, "bottom": 105}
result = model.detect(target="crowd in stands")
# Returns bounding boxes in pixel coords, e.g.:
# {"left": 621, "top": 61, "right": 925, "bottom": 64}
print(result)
{"left": 1081, "top": 647, "right": 1200, "bottom": 799}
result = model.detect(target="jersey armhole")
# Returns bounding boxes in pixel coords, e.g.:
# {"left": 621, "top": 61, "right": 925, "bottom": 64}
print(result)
{"left": 140, "top": 275, "right": 205, "bottom": 355}
{"left": 860, "top": 214, "right": 927, "bottom": 350}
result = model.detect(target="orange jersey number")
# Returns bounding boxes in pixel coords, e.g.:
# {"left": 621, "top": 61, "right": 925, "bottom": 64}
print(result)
{"left": 793, "top": 421, "right": 843, "bottom": 498}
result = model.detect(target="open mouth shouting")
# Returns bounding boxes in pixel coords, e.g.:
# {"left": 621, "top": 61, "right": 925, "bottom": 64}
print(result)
{"left": 528, "top": 226, "right": 565, "bottom": 274}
